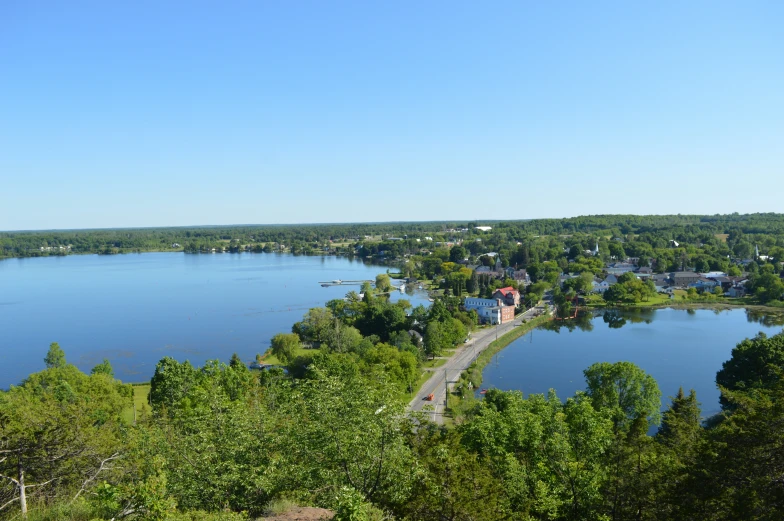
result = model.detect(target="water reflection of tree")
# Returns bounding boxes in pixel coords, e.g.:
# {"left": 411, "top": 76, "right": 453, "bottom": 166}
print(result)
{"left": 603, "top": 310, "right": 627, "bottom": 329}
{"left": 541, "top": 311, "right": 594, "bottom": 333}
{"left": 746, "top": 309, "right": 784, "bottom": 327}
{"left": 602, "top": 308, "right": 654, "bottom": 329}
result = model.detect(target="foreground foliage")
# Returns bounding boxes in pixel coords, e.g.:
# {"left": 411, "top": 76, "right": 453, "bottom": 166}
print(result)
{"left": 4, "top": 327, "right": 784, "bottom": 520}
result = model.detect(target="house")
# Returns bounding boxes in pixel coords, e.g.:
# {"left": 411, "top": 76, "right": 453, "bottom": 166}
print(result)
{"left": 604, "top": 274, "right": 619, "bottom": 285}
{"left": 512, "top": 269, "right": 530, "bottom": 284}
{"left": 725, "top": 287, "right": 746, "bottom": 298}
{"left": 475, "top": 301, "right": 515, "bottom": 325}
{"left": 475, "top": 226, "right": 493, "bottom": 232}
{"left": 492, "top": 287, "right": 521, "bottom": 306}
{"left": 592, "top": 278, "right": 610, "bottom": 293}
{"left": 711, "top": 276, "right": 734, "bottom": 290}
{"left": 606, "top": 262, "right": 637, "bottom": 275}
{"left": 672, "top": 271, "right": 701, "bottom": 287}
{"left": 689, "top": 278, "right": 720, "bottom": 292}
{"left": 463, "top": 297, "right": 500, "bottom": 311}
{"left": 655, "top": 279, "right": 674, "bottom": 294}
{"left": 636, "top": 266, "right": 653, "bottom": 275}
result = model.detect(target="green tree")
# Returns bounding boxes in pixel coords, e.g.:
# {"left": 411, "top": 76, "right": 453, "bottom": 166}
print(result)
{"left": 694, "top": 381, "right": 784, "bottom": 520}
{"left": 91, "top": 358, "right": 114, "bottom": 377}
{"left": 44, "top": 342, "right": 66, "bottom": 369}
{"left": 149, "top": 357, "right": 199, "bottom": 411}
{"left": 403, "top": 429, "right": 502, "bottom": 521}
{"left": 716, "top": 331, "right": 784, "bottom": 407}
{"left": 750, "top": 272, "right": 784, "bottom": 303}
{"left": 375, "top": 273, "right": 391, "bottom": 292}
{"left": 0, "top": 366, "right": 128, "bottom": 517}
{"left": 449, "top": 245, "right": 468, "bottom": 263}
{"left": 270, "top": 333, "right": 301, "bottom": 364}
{"left": 584, "top": 361, "right": 662, "bottom": 431}
{"left": 460, "top": 389, "right": 614, "bottom": 520}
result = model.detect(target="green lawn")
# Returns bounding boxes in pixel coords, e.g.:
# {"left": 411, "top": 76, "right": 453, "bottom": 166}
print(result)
{"left": 422, "top": 357, "right": 448, "bottom": 370}
{"left": 260, "top": 345, "right": 312, "bottom": 366}
{"left": 121, "top": 383, "right": 151, "bottom": 424}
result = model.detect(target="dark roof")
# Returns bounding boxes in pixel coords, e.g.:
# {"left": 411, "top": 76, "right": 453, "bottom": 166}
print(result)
{"left": 673, "top": 271, "right": 699, "bottom": 278}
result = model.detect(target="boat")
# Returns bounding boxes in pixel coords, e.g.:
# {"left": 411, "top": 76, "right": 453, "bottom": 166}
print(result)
{"left": 479, "top": 389, "right": 488, "bottom": 395}
{"left": 332, "top": 279, "right": 342, "bottom": 284}
{"left": 321, "top": 283, "right": 330, "bottom": 287}
{"left": 399, "top": 284, "right": 405, "bottom": 292}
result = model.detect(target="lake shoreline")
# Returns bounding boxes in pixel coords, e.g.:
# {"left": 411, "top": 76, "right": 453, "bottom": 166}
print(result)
{"left": 458, "top": 303, "right": 783, "bottom": 408}
{"left": 592, "top": 300, "right": 784, "bottom": 313}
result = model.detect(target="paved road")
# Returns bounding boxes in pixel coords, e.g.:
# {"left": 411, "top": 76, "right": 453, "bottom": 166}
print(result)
{"left": 409, "top": 305, "right": 543, "bottom": 423}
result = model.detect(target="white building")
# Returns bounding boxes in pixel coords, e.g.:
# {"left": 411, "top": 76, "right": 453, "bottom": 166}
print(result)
{"left": 463, "top": 297, "right": 499, "bottom": 311}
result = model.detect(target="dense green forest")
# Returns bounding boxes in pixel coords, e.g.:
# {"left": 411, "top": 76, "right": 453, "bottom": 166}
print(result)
{"left": 4, "top": 213, "right": 784, "bottom": 262}
{"left": 3, "top": 300, "right": 784, "bottom": 520}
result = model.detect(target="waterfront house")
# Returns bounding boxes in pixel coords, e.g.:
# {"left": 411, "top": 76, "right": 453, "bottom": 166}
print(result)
{"left": 493, "top": 287, "right": 521, "bottom": 306}
{"left": 689, "top": 278, "right": 720, "bottom": 292}
{"left": 475, "top": 301, "right": 515, "bottom": 325}
{"left": 463, "top": 297, "right": 499, "bottom": 311}
{"left": 725, "top": 287, "right": 746, "bottom": 298}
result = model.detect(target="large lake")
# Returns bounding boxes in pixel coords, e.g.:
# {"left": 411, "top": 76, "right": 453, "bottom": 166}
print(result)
{"left": 0, "top": 253, "right": 428, "bottom": 387}
{"left": 480, "top": 308, "right": 784, "bottom": 417}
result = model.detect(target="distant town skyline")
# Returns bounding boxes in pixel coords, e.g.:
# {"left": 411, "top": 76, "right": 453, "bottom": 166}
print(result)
{"left": 2, "top": 2, "right": 782, "bottom": 230}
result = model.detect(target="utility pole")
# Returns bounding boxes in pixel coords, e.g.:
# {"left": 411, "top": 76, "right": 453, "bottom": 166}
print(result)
{"left": 444, "top": 369, "right": 448, "bottom": 410}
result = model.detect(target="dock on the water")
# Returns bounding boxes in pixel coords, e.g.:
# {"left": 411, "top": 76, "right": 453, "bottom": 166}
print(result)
{"left": 318, "top": 279, "right": 373, "bottom": 287}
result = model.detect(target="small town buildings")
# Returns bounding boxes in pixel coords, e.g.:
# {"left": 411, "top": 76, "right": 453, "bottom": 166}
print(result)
{"left": 476, "top": 302, "right": 515, "bottom": 325}
{"left": 463, "top": 297, "right": 500, "bottom": 311}
{"left": 606, "top": 262, "right": 637, "bottom": 275}
{"left": 512, "top": 269, "right": 530, "bottom": 284}
{"left": 673, "top": 271, "right": 701, "bottom": 287}
{"left": 592, "top": 278, "right": 610, "bottom": 293}
{"left": 464, "top": 297, "right": 515, "bottom": 325}
{"left": 493, "top": 286, "right": 520, "bottom": 306}
{"left": 725, "top": 287, "right": 746, "bottom": 298}
{"left": 655, "top": 280, "right": 674, "bottom": 294}
{"left": 689, "top": 278, "right": 720, "bottom": 292}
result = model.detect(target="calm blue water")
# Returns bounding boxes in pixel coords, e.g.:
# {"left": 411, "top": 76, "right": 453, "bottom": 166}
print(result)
{"left": 0, "top": 253, "right": 428, "bottom": 387}
{"left": 480, "top": 308, "right": 784, "bottom": 417}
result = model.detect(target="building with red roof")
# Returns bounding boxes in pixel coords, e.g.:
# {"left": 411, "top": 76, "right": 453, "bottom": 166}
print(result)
{"left": 492, "top": 286, "right": 520, "bottom": 307}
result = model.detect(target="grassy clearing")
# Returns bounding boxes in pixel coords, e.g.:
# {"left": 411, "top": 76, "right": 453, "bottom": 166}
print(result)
{"left": 422, "top": 357, "right": 448, "bottom": 370}
{"left": 121, "top": 383, "right": 151, "bottom": 424}
{"left": 259, "top": 345, "right": 312, "bottom": 366}
{"left": 411, "top": 370, "right": 435, "bottom": 398}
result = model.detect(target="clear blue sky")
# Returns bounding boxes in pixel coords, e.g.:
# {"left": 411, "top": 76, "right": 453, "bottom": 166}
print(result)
{"left": 1, "top": 1, "right": 782, "bottom": 230}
